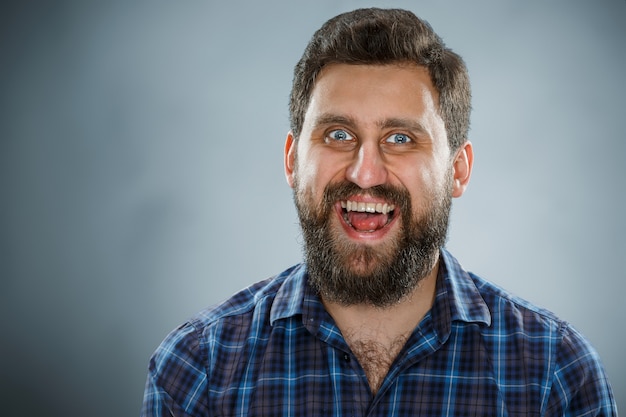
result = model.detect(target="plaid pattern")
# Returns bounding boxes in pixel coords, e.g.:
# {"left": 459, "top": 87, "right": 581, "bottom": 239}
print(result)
{"left": 141, "top": 249, "right": 616, "bottom": 416}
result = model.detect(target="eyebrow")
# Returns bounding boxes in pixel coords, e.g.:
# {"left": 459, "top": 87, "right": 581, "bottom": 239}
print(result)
{"left": 312, "top": 113, "right": 429, "bottom": 136}
{"left": 312, "top": 113, "right": 357, "bottom": 130}
{"left": 379, "top": 117, "right": 429, "bottom": 135}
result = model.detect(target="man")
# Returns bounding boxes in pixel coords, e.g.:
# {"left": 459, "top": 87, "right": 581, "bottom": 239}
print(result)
{"left": 141, "top": 8, "right": 616, "bottom": 416}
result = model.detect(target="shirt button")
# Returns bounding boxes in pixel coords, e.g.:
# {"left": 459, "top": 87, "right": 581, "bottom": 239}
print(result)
{"left": 343, "top": 353, "right": 351, "bottom": 363}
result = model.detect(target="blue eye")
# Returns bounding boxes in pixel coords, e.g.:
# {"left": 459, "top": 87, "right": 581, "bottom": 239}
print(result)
{"left": 385, "top": 133, "right": 411, "bottom": 144}
{"left": 327, "top": 129, "right": 354, "bottom": 142}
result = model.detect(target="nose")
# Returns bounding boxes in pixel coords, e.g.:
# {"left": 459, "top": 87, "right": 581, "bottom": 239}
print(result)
{"left": 345, "top": 141, "right": 388, "bottom": 189}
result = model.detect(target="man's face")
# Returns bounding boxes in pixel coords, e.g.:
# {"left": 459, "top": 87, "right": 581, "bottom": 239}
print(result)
{"left": 284, "top": 63, "right": 471, "bottom": 306}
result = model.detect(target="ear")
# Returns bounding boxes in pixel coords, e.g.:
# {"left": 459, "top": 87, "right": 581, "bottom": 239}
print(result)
{"left": 284, "top": 131, "right": 297, "bottom": 188}
{"left": 451, "top": 141, "right": 473, "bottom": 198}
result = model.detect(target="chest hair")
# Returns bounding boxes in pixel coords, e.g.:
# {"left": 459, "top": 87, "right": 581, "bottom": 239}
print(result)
{"left": 346, "top": 333, "right": 410, "bottom": 395}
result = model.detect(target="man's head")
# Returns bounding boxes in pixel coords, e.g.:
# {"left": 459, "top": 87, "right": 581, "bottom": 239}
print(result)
{"left": 289, "top": 7, "right": 471, "bottom": 152}
{"left": 285, "top": 9, "right": 473, "bottom": 307}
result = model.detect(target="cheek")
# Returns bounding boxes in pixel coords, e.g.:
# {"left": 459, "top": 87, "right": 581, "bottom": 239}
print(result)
{"left": 295, "top": 149, "right": 343, "bottom": 195}
{"left": 293, "top": 165, "right": 330, "bottom": 213}
{"left": 293, "top": 162, "right": 319, "bottom": 195}
{"left": 401, "top": 166, "right": 451, "bottom": 210}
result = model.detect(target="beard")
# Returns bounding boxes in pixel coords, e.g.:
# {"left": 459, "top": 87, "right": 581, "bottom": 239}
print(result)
{"left": 293, "top": 174, "right": 453, "bottom": 308}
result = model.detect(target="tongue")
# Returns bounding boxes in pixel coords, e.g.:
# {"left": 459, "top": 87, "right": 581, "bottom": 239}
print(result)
{"left": 347, "top": 212, "right": 389, "bottom": 232}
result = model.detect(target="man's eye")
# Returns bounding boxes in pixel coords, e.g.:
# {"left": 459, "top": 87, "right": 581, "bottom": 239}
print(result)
{"left": 327, "top": 129, "right": 354, "bottom": 142}
{"left": 385, "top": 133, "right": 411, "bottom": 144}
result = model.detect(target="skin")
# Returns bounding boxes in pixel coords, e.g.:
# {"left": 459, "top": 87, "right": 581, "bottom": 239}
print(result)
{"left": 284, "top": 63, "right": 473, "bottom": 391}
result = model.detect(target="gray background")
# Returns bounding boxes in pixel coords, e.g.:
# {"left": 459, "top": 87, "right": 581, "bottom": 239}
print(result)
{"left": 1, "top": 1, "right": 624, "bottom": 416}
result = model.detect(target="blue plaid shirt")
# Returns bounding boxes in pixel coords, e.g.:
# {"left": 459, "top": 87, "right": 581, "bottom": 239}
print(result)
{"left": 141, "top": 249, "right": 616, "bottom": 416}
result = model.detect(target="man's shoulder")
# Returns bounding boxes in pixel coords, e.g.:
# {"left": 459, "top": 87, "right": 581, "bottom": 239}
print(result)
{"left": 189, "top": 263, "right": 306, "bottom": 330}
{"left": 462, "top": 268, "right": 601, "bottom": 364}
{"left": 150, "top": 263, "right": 306, "bottom": 367}
{"left": 468, "top": 271, "right": 563, "bottom": 327}
{"left": 459, "top": 271, "right": 615, "bottom": 413}
{"left": 441, "top": 250, "right": 564, "bottom": 334}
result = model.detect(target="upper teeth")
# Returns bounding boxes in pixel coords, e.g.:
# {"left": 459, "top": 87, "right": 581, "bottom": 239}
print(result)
{"left": 341, "top": 201, "right": 395, "bottom": 214}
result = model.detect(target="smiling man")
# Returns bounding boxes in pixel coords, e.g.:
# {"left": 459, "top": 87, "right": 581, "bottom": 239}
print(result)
{"left": 284, "top": 62, "right": 470, "bottom": 394}
{"left": 141, "top": 8, "right": 616, "bottom": 416}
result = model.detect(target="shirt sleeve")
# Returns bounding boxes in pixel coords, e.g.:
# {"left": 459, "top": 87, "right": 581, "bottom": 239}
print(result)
{"left": 141, "top": 322, "right": 209, "bottom": 417}
{"left": 545, "top": 324, "right": 617, "bottom": 416}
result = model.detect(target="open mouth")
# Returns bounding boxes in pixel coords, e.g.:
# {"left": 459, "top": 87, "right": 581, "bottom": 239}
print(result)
{"left": 340, "top": 200, "right": 396, "bottom": 233}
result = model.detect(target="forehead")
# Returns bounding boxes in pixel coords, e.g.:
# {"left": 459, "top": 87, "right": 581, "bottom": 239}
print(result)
{"left": 303, "top": 63, "right": 442, "bottom": 132}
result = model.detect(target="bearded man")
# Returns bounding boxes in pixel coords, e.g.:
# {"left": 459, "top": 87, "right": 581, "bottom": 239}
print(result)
{"left": 141, "top": 8, "right": 616, "bottom": 416}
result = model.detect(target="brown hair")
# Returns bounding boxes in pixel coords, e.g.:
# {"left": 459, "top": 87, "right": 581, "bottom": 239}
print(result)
{"left": 289, "top": 8, "right": 471, "bottom": 151}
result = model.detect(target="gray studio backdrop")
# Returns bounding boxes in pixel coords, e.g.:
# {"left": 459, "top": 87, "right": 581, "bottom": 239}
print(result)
{"left": 1, "top": 1, "right": 624, "bottom": 416}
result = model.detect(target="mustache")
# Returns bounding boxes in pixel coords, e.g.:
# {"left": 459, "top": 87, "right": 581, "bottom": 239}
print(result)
{"left": 322, "top": 182, "right": 411, "bottom": 210}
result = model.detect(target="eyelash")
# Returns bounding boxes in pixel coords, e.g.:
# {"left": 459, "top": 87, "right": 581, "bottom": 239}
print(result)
{"left": 327, "top": 129, "right": 354, "bottom": 142}
{"left": 325, "top": 129, "right": 413, "bottom": 145}
{"left": 386, "top": 133, "right": 411, "bottom": 144}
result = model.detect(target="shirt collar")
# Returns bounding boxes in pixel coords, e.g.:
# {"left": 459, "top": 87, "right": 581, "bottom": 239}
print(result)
{"left": 431, "top": 249, "right": 491, "bottom": 342}
{"left": 269, "top": 249, "right": 492, "bottom": 333}
{"left": 269, "top": 263, "right": 308, "bottom": 325}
